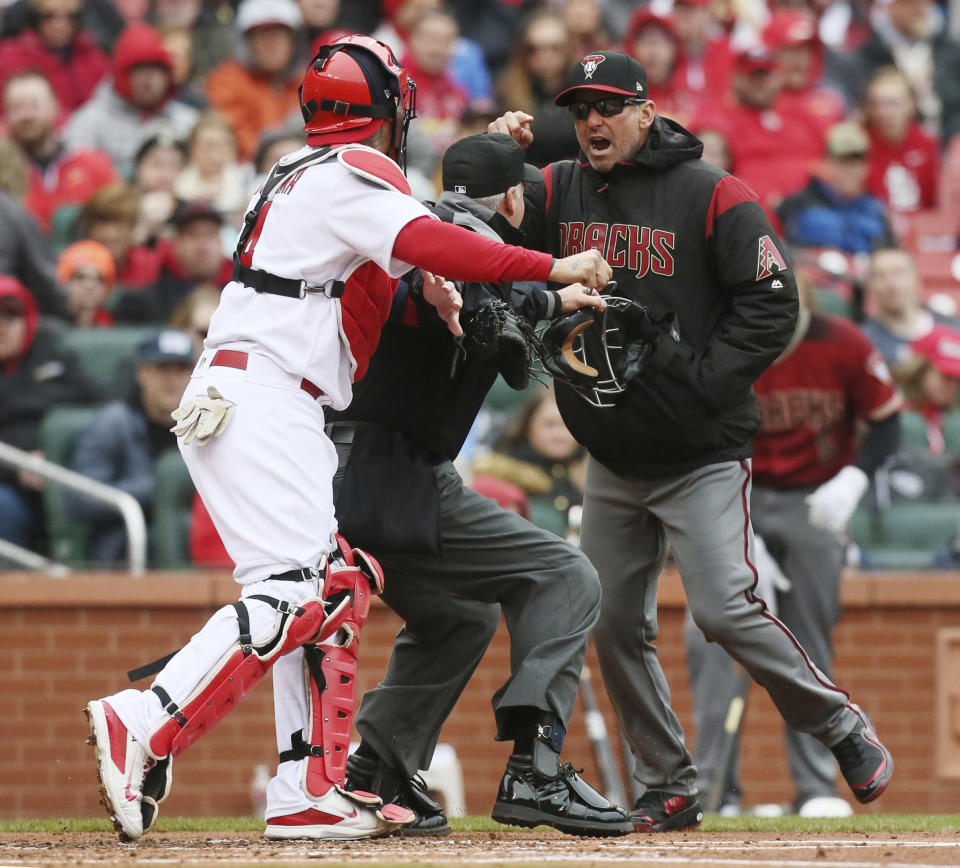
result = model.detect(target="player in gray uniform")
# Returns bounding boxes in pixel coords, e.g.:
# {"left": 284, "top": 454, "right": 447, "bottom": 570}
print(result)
{"left": 491, "top": 50, "right": 895, "bottom": 830}
{"left": 685, "top": 277, "right": 902, "bottom": 816}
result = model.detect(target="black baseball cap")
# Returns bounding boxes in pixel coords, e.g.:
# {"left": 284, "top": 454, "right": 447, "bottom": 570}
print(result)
{"left": 442, "top": 133, "right": 542, "bottom": 198}
{"left": 554, "top": 51, "right": 648, "bottom": 106}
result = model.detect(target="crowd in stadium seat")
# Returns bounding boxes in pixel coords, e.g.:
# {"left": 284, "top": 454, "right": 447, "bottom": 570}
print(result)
{"left": 0, "top": 0, "right": 959, "bottom": 570}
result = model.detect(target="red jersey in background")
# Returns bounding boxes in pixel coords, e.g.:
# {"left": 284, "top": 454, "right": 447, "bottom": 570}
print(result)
{"left": 752, "top": 311, "right": 901, "bottom": 487}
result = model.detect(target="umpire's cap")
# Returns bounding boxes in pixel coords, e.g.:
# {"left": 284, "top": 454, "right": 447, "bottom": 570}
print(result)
{"left": 442, "top": 133, "right": 542, "bottom": 198}
{"left": 554, "top": 51, "right": 648, "bottom": 106}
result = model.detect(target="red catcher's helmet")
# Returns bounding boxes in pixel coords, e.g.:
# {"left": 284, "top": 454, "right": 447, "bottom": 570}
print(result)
{"left": 299, "top": 34, "right": 417, "bottom": 167}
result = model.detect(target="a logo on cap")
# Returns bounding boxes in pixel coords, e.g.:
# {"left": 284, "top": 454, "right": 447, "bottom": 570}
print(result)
{"left": 454, "top": 185, "right": 466, "bottom": 194}
{"left": 581, "top": 54, "right": 605, "bottom": 79}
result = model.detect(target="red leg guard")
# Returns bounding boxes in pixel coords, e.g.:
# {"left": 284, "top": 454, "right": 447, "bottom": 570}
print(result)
{"left": 302, "top": 640, "right": 360, "bottom": 796}
{"left": 147, "top": 595, "right": 332, "bottom": 759}
{"left": 296, "top": 537, "right": 384, "bottom": 798}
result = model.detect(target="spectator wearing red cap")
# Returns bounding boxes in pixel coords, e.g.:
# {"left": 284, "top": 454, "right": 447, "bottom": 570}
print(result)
{"left": 763, "top": 9, "right": 847, "bottom": 138}
{"left": 670, "top": 0, "right": 736, "bottom": 102}
{"left": 64, "top": 22, "right": 199, "bottom": 178}
{"left": 112, "top": 199, "right": 231, "bottom": 323}
{"left": 2, "top": 70, "right": 118, "bottom": 235}
{"left": 0, "top": 0, "right": 109, "bottom": 116}
{"left": 206, "top": 0, "right": 305, "bottom": 162}
{"left": 0, "top": 273, "right": 102, "bottom": 549}
{"left": 694, "top": 44, "right": 825, "bottom": 225}
{"left": 57, "top": 239, "right": 116, "bottom": 326}
{"left": 894, "top": 324, "right": 960, "bottom": 455}
{"left": 624, "top": 7, "right": 704, "bottom": 129}
{"left": 862, "top": 66, "right": 940, "bottom": 213}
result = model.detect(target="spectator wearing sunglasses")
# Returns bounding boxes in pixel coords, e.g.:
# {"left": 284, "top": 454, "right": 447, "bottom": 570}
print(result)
{"left": 490, "top": 50, "right": 895, "bottom": 828}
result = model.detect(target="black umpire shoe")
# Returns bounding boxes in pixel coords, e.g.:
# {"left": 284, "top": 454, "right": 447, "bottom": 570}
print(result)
{"left": 491, "top": 754, "right": 634, "bottom": 837}
{"left": 345, "top": 751, "right": 451, "bottom": 836}
{"left": 630, "top": 791, "right": 703, "bottom": 833}
{"left": 830, "top": 717, "right": 893, "bottom": 804}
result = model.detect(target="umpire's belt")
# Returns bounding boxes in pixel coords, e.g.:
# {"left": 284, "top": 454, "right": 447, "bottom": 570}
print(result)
{"left": 204, "top": 348, "right": 325, "bottom": 401}
{"left": 232, "top": 260, "right": 345, "bottom": 300}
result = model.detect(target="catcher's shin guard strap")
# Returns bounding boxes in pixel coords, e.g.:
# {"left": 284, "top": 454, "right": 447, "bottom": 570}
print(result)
{"left": 147, "top": 595, "right": 330, "bottom": 759}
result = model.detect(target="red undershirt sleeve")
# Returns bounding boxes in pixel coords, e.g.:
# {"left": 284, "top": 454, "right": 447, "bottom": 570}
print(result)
{"left": 393, "top": 216, "right": 553, "bottom": 284}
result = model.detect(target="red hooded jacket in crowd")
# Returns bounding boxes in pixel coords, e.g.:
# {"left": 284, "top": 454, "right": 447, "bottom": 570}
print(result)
{"left": 866, "top": 122, "right": 941, "bottom": 212}
{"left": 0, "top": 27, "right": 108, "bottom": 115}
{"left": 762, "top": 10, "right": 846, "bottom": 139}
{"left": 624, "top": 9, "right": 706, "bottom": 130}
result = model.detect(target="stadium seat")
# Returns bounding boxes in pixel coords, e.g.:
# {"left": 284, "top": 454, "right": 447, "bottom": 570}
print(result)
{"left": 849, "top": 501, "right": 960, "bottom": 569}
{"left": 812, "top": 288, "right": 852, "bottom": 318}
{"left": 58, "top": 325, "right": 161, "bottom": 397}
{"left": 898, "top": 410, "right": 929, "bottom": 450}
{"left": 893, "top": 208, "right": 960, "bottom": 255}
{"left": 151, "top": 448, "right": 195, "bottom": 569}
{"left": 39, "top": 405, "right": 102, "bottom": 566}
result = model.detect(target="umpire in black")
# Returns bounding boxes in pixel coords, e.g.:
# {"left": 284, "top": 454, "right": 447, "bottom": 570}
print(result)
{"left": 326, "top": 133, "right": 632, "bottom": 837}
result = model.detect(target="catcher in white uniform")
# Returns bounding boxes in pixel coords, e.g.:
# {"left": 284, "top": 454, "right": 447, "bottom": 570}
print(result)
{"left": 83, "top": 34, "right": 612, "bottom": 844}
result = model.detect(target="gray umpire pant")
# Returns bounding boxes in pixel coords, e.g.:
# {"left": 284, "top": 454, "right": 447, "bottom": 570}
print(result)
{"left": 352, "top": 460, "right": 602, "bottom": 778}
{"left": 685, "top": 483, "right": 846, "bottom": 806}
{"left": 579, "top": 457, "right": 860, "bottom": 799}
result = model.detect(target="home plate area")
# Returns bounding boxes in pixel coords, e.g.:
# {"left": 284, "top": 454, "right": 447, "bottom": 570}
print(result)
{"left": 2, "top": 831, "right": 959, "bottom": 867}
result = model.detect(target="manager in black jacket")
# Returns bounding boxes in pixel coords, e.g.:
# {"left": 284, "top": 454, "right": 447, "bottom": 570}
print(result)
{"left": 491, "top": 51, "right": 894, "bottom": 829}
{"left": 326, "top": 134, "right": 632, "bottom": 838}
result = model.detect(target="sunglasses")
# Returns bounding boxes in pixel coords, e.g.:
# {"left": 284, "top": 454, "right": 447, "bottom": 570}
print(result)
{"left": 568, "top": 97, "right": 644, "bottom": 120}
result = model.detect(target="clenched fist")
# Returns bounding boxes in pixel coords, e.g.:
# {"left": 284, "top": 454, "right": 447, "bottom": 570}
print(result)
{"left": 549, "top": 249, "right": 613, "bottom": 291}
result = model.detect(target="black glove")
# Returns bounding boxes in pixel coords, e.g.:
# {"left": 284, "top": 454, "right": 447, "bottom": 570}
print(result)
{"left": 461, "top": 299, "right": 539, "bottom": 390}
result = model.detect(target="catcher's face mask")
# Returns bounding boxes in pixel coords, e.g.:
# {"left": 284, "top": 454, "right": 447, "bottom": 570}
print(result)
{"left": 540, "top": 297, "right": 636, "bottom": 408}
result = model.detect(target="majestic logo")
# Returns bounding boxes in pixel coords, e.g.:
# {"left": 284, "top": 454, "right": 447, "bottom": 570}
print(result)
{"left": 756, "top": 235, "right": 788, "bottom": 281}
{"left": 581, "top": 54, "right": 605, "bottom": 79}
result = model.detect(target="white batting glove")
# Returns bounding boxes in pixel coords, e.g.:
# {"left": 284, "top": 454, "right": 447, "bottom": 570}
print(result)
{"left": 805, "top": 465, "right": 869, "bottom": 537}
{"left": 752, "top": 534, "right": 791, "bottom": 617}
{"left": 170, "top": 386, "right": 236, "bottom": 445}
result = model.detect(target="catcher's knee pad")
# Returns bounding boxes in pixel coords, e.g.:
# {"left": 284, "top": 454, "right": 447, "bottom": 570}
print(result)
{"left": 146, "top": 593, "right": 332, "bottom": 759}
{"left": 319, "top": 534, "right": 384, "bottom": 644}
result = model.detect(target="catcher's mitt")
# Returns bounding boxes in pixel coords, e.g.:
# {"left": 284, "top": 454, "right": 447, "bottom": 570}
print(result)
{"left": 538, "top": 297, "right": 678, "bottom": 407}
{"left": 460, "top": 299, "right": 540, "bottom": 390}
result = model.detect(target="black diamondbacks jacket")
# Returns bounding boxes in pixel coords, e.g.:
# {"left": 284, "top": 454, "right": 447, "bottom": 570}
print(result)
{"left": 522, "top": 115, "right": 799, "bottom": 477}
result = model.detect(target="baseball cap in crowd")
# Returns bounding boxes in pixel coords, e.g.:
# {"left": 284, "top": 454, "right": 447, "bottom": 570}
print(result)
{"left": 734, "top": 45, "right": 778, "bottom": 74}
{"left": 910, "top": 325, "right": 960, "bottom": 378}
{"left": 442, "top": 133, "right": 542, "bottom": 198}
{"left": 170, "top": 200, "right": 223, "bottom": 230}
{"left": 554, "top": 51, "right": 648, "bottom": 106}
{"left": 235, "top": 0, "right": 303, "bottom": 33}
{"left": 137, "top": 329, "right": 197, "bottom": 366}
{"left": 826, "top": 122, "right": 870, "bottom": 159}
{"left": 763, "top": 9, "right": 819, "bottom": 49}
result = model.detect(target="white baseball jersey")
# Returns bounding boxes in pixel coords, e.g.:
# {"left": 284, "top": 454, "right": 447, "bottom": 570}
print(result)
{"left": 205, "top": 144, "right": 434, "bottom": 410}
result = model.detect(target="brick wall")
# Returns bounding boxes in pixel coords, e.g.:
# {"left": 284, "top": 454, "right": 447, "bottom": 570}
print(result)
{"left": 1, "top": 570, "right": 958, "bottom": 818}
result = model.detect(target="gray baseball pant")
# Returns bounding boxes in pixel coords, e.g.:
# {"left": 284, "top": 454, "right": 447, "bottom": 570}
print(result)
{"left": 354, "top": 460, "right": 601, "bottom": 777}
{"left": 579, "top": 457, "right": 860, "bottom": 798}
{"left": 685, "top": 483, "right": 846, "bottom": 806}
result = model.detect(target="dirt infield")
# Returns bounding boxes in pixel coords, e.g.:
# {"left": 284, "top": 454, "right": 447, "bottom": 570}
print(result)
{"left": 2, "top": 830, "right": 959, "bottom": 868}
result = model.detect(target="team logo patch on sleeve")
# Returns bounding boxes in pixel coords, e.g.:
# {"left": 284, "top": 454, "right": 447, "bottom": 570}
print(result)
{"left": 581, "top": 54, "right": 605, "bottom": 78}
{"left": 756, "top": 235, "right": 788, "bottom": 281}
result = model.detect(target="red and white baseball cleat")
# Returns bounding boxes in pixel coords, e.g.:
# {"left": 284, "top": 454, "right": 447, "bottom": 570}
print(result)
{"left": 84, "top": 699, "right": 156, "bottom": 841}
{"left": 264, "top": 787, "right": 415, "bottom": 840}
